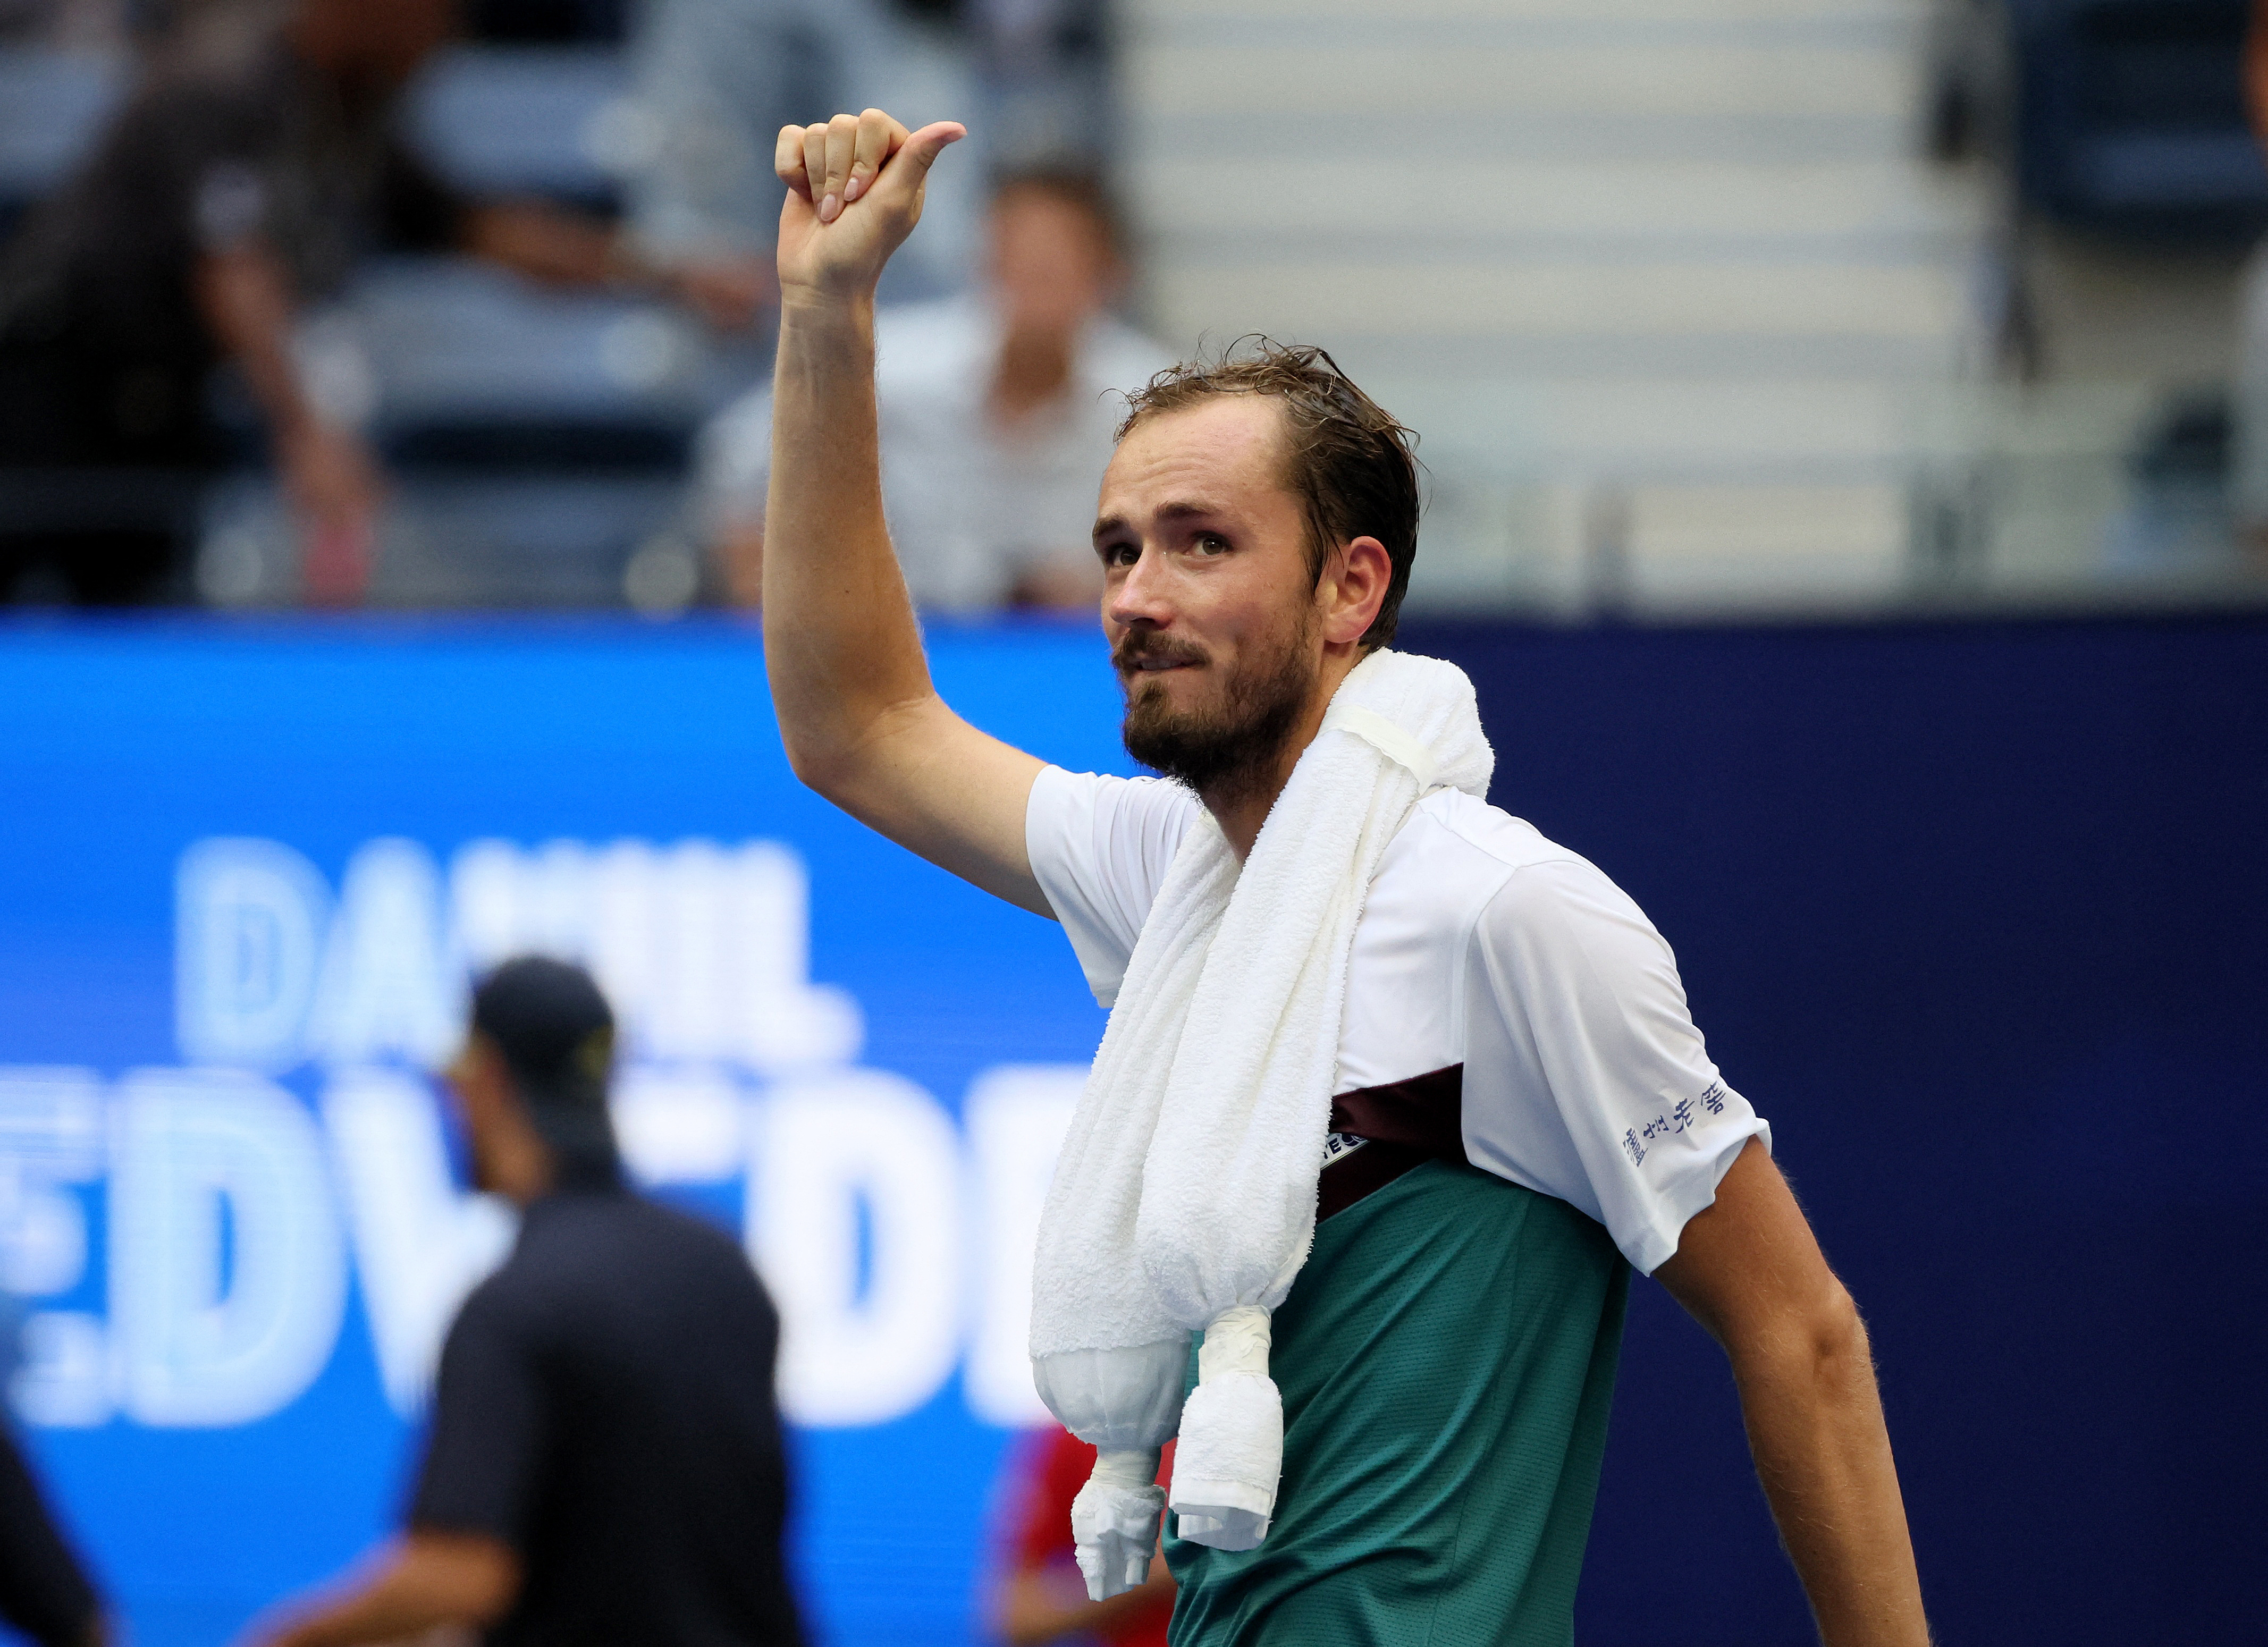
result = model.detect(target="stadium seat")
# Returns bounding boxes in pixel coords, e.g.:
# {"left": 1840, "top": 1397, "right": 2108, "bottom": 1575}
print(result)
{"left": 0, "top": 46, "right": 123, "bottom": 242}
{"left": 2010, "top": 0, "right": 2268, "bottom": 241}
{"left": 404, "top": 44, "right": 635, "bottom": 214}
{"left": 198, "top": 253, "right": 752, "bottom": 608}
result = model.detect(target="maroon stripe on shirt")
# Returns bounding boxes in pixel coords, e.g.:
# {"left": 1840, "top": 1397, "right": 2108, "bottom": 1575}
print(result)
{"left": 1317, "top": 1064, "right": 1466, "bottom": 1221}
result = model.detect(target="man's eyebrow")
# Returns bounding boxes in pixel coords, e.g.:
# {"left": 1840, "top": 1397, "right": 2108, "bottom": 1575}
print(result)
{"left": 1091, "top": 500, "right": 1228, "bottom": 545}
{"left": 1156, "top": 500, "right": 1224, "bottom": 523}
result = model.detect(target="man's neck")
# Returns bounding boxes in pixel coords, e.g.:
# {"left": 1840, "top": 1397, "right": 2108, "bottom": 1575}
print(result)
{"left": 1200, "top": 648, "right": 1361, "bottom": 860}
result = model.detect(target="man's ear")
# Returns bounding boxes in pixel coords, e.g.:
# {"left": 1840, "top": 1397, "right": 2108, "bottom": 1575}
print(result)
{"left": 1321, "top": 536, "right": 1392, "bottom": 646}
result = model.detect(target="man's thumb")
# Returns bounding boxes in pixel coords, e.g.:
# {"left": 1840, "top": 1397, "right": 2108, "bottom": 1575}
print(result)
{"left": 890, "top": 121, "right": 966, "bottom": 185}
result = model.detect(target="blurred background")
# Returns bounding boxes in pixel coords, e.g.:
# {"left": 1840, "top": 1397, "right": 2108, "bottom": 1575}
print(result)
{"left": 8, "top": 0, "right": 2268, "bottom": 616}
{"left": 0, "top": 0, "right": 2262, "bottom": 1644}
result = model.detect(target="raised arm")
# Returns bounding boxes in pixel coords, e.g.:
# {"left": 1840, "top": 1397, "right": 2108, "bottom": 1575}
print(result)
{"left": 765, "top": 110, "right": 1051, "bottom": 914}
{"left": 1654, "top": 1143, "right": 1933, "bottom": 1647}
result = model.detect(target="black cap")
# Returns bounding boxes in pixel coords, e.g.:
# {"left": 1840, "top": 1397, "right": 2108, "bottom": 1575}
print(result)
{"left": 469, "top": 956, "right": 621, "bottom": 1180}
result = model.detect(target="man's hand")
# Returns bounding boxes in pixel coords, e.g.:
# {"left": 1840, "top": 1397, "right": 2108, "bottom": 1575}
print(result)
{"left": 994, "top": 1551, "right": 1174, "bottom": 1646}
{"left": 277, "top": 419, "right": 382, "bottom": 607}
{"left": 773, "top": 111, "right": 964, "bottom": 302}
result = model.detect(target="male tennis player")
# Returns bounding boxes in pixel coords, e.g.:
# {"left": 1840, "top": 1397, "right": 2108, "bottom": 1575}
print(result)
{"left": 762, "top": 110, "right": 1931, "bottom": 1646}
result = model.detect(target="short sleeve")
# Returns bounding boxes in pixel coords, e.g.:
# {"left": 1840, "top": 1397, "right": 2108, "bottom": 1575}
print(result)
{"left": 408, "top": 1282, "right": 545, "bottom": 1548}
{"left": 1024, "top": 767, "right": 1200, "bottom": 1007}
{"left": 1461, "top": 858, "right": 1768, "bottom": 1275}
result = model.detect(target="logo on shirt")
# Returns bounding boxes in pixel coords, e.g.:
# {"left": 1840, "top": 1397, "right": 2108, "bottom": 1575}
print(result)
{"left": 1625, "top": 1080, "right": 1731, "bottom": 1169}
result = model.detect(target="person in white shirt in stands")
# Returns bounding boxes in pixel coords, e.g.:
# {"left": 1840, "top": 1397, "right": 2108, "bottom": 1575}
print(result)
{"left": 697, "top": 162, "right": 1173, "bottom": 611}
{"left": 622, "top": 0, "right": 895, "bottom": 333}
{"left": 760, "top": 111, "right": 1933, "bottom": 1646}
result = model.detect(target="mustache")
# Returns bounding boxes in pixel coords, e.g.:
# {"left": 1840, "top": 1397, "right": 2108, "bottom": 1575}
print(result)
{"left": 1112, "top": 630, "right": 1209, "bottom": 675}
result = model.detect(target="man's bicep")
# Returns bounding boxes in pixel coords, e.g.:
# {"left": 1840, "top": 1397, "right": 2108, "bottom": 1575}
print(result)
{"left": 1652, "top": 1139, "right": 1847, "bottom": 1351}
{"left": 834, "top": 699, "right": 1053, "bottom": 915}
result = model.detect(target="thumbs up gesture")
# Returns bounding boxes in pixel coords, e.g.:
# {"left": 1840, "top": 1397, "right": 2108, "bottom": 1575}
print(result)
{"left": 774, "top": 110, "right": 966, "bottom": 304}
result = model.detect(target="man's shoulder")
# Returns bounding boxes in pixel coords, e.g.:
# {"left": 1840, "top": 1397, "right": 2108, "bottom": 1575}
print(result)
{"left": 528, "top": 1188, "right": 739, "bottom": 1261}
{"left": 1037, "top": 765, "right": 1201, "bottom": 842}
{"left": 1385, "top": 791, "right": 1587, "bottom": 896}
{"left": 126, "top": 28, "right": 288, "bottom": 131}
{"left": 467, "top": 1193, "right": 757, "bottom": 1326}
{"left": 1363, "top": 790, "right": 1631, "bottom": 960}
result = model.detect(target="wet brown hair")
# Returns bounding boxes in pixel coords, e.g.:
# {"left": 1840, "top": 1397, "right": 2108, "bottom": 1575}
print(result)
{"left": 1115, "top": 337, "right": 1420, "bottom": 649}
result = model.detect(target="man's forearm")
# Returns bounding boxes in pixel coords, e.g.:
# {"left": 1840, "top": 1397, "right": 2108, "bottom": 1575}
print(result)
{"left": 252, "top": 1535, "right": 517, "bottom": 1647}
{"left": 997, "top": 1559, "right": 1174, "bottom": 1647}
{"left": 195, "top": 245, "right": 317, "bottom": 440}
{"left": 763, "top": 295, "right": 937, "bottom": 787}
{"left": 267, "top": 1577, "right": 450, "bottom": 1647}
{"left": 1732, "top": 1308, "right": 1930, "bottom": 1646}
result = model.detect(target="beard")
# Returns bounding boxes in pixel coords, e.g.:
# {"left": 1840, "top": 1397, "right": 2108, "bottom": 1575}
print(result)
{"left": 1117, "top": 611, "right": 1319, "bottom": 799}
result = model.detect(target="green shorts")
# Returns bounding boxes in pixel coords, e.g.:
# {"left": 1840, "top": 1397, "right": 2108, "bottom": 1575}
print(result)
{"left": 1166, "top": 1160, "right": 1630, "bottom": 1647}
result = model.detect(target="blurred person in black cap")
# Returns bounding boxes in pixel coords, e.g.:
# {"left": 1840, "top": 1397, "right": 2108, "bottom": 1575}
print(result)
{"left": 0, "top": 0, "right": 723, "bottom": 607}
{"left": 0, "top": 1420, "right": 107, "bottom": 1646}
{"left": 242, "top": 957, "right": 803, "bottom": 1647}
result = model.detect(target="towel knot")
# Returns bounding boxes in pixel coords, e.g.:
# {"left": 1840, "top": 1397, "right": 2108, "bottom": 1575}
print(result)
{"left": 1069, "top": 1446, "right": 1166, "bottom": 1601}
{"left": 1170, "top": 1306, "right": 1281, "bottom": 1550}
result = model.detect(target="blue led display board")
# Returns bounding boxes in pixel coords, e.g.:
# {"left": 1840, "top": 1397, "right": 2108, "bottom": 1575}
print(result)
{"left": 0, "top": 616, "right": 1134, "bottom": 1647}
{"left": 4, "top": 612, "right": 2264, "bottom": 1647}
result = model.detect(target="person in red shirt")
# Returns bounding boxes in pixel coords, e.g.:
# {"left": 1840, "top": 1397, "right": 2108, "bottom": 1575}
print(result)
{"left": 987, "top": 1430, "right": 1174, "bottom": 1647}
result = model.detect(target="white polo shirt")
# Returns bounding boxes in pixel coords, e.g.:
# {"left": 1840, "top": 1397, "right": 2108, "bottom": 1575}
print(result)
{"left": 1025, "top": 767, "right": 1770, "bottom": 1275}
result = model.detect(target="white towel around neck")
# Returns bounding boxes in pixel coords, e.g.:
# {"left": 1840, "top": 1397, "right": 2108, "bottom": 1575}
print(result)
{"left": 1028, "top": 649, "right": 1495, "bottom": 1581}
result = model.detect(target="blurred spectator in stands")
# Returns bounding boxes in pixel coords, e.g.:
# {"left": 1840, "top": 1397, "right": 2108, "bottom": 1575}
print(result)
{"left": 243, "top": 958, "right": 802, "bottom": 1647}
{"left": 699, "top": 165, "right": 1171, "bottom": 611}
{"left": 461, "top": 0, "right": 628, "bottom": 41}
{"left": 2231, "top": 0, "right": 2268, "bottom": 558}
{"left": 0, "top": 0, "right": 709, "bottom": 606}
{"left": 986, "top": 1427, "right": 1173, "bottom": 1647}
{"left": 0, "top": 0, "right": 122, "bottom": 47}
{"left": 620, "top": 0, "right": 892, "bottom": 334}
{"left": 969, "top": 0, "right": 1112, "bottom": 172}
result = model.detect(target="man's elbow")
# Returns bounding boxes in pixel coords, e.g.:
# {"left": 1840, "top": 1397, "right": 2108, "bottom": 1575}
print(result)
{"left": 1717, "top": 1273, "right": 1871, "bottom": 1396}
{"left": 780, "top": 733, "right": 860, "bottom": 804}
{"left": 1811, "top": 1280, "right": 1874, "bottom": 1383}
{"left": 1757, "top": 1278, "right": 1875, "bottom": 1397}
{"left": 778, "top": 696, "right": 935, "bottom": 810}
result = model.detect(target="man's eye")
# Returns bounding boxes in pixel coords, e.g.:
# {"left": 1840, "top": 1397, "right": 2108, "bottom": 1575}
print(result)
{"left": 1194, "top": 534, "right": 1229, "bottom": 556}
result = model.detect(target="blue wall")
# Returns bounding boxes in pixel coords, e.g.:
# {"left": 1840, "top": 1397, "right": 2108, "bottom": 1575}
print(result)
{"left": 1402, "top": 617, "right": 2268, "bottom": 1644}
{"left": 0, "top": 612, "right": 2260, "bottom": 1645}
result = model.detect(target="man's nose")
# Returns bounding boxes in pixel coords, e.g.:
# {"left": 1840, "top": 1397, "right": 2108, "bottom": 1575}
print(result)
{"left": 1107, "top": 544, "right": 1175, "bottom": 630}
